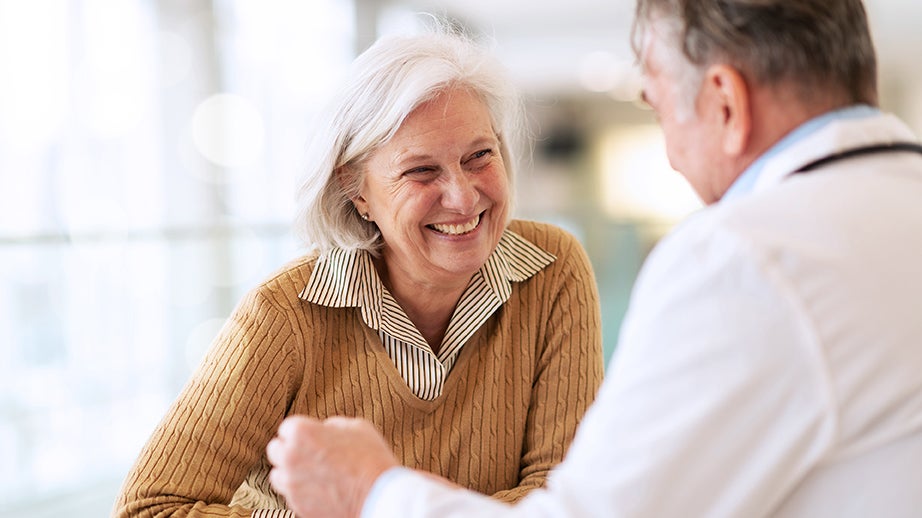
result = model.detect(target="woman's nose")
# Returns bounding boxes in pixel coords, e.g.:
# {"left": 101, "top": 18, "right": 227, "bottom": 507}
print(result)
{"left": 440, "top": 167, "right": 479, "bottom": 211}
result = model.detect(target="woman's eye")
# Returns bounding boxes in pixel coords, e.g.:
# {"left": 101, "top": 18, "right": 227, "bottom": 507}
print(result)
{"left": 468, "top": 149, "right": 493, "bottom": 162}
{"left": 402, "top": 166, "right": 436, "bottom": 178}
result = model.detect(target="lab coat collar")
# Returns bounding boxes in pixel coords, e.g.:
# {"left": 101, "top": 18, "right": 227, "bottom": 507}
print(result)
{"left": 752, "top": 111, "right": 918, "bottom": 193}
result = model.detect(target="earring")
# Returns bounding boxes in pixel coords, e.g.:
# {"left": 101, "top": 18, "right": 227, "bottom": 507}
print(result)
{"left": 361, "top": 212, "right": 369, "bottom": 221}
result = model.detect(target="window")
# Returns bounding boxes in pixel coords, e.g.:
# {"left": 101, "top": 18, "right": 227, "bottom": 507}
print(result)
{"left": 0, "top": 1, "right": 353, "bottom": 515}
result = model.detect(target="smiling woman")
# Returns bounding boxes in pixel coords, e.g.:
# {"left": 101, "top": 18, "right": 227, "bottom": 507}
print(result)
{"left": 354, "top": 87, "right": 512, "bottom": 349}
{"left": 113, "top": 23, "right": 605, "bottom": 518}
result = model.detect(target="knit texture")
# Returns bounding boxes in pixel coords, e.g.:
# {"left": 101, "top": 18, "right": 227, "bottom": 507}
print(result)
{"left": 113, "top": 219, "right": 604, "bottom": 517}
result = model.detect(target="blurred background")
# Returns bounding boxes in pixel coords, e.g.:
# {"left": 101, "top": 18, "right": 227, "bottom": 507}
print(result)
{"left": 1, "top": 0, "right": 921, "bottom": 516}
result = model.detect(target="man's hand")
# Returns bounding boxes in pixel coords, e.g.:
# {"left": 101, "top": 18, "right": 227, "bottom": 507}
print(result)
{"left": 267, "top": 415, "right": 399, "bottom": 518}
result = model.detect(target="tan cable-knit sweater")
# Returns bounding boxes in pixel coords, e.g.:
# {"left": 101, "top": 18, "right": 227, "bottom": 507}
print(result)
{"left": 114, "top": 220, "right": 604, "bottom": 517}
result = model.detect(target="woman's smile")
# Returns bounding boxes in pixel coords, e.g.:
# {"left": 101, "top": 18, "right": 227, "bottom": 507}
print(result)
{"left": 428, "top": 212, "right": 482, "bottom": 236}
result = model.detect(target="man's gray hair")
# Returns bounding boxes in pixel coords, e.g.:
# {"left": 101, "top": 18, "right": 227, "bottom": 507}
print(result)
{"left": 632, "top": 0, "right": 878, "bottom": 108}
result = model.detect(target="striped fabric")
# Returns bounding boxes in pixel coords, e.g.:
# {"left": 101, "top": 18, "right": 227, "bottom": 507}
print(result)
{"left": 299, "top": 229, "right": 556, "bottom": 400}
{"left": 251, "top": 509, "right": 291, "bottom": 518}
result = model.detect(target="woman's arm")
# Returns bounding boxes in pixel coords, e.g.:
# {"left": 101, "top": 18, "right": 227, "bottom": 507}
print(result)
{"left": 113, "top": 288, "right": 304, "bottom": 517}
{"left": 492, "top": 231, "right": 604, "bottom": 503}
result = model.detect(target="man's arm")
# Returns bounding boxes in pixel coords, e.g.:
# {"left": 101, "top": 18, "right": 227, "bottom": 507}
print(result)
{"left": 269, "top": 224, "right": 835, "bottom": 517}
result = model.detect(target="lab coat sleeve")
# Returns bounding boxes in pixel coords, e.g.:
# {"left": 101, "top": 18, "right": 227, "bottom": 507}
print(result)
{"left": 362, "top": 222, "right": 837, "bottom": 518}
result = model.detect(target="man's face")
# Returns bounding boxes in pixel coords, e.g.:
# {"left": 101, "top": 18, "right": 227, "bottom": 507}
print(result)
{"left": 638, "top": 20, "right": 728, "bottom": 205}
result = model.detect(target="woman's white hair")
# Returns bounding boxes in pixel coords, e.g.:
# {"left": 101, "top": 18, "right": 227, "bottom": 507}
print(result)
{"left": 294, "top": 23, "right": 524, "bottom": 254}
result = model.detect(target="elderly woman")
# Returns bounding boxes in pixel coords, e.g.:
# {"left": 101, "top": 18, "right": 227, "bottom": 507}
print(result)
{"left": 114, "top": 27, "right": 603, "bottom": 518}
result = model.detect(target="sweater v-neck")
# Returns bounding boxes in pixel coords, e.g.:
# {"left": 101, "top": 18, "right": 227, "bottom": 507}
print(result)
{"left": 359, "top": 322, "right": 479, "bottom": 412}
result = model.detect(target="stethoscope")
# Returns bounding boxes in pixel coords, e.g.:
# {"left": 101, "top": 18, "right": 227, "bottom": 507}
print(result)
{"left": 793, "top": 142, "right": 922, "bottom": 174}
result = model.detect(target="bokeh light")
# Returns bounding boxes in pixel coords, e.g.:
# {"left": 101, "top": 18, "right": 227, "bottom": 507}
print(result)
{"left": 191, "top": 93, "right": 266, "bottom": 168}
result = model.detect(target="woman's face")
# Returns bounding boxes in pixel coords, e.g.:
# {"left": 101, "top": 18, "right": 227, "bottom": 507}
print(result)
{"left": 354, "top": 87, "right": 511, "bottom": 290}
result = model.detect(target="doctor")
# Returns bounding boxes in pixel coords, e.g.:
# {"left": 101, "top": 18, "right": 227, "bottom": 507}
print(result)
{"left": 266, "top": 0, "right": 922, "bottom": 516}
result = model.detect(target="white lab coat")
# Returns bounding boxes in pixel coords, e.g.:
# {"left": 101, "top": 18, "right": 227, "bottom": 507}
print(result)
{"left": 363, "top": 112, "right": 922, "bottom": 518}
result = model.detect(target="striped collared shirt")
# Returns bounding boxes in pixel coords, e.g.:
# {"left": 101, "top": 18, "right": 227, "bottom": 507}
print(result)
{"left": 299, "top": 229, "right": 556, "bottom": 400}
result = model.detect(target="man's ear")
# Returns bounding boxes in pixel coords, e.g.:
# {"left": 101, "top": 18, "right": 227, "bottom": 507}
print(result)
{"left": 703, "top": 64, "right": 751, "bottom": 156}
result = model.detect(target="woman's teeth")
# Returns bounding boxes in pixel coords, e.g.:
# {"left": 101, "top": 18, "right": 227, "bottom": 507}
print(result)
{"left": 430, "top": 214, "right": 481, "bottom": 235}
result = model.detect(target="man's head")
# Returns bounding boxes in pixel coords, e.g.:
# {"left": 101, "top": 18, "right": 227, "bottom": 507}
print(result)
{"left": 632, "top": 0, "right": 879, "bottom": 203}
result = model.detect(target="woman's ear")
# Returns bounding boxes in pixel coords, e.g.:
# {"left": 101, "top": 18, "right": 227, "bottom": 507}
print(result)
{"left": 352, "top": 196, "right": 369, "bottom": 220}
{"left": 337, "top": 166, "right": 370, "bottom": 219}
{"left": 703, "top": 64, "right": 752, "bottom": 156}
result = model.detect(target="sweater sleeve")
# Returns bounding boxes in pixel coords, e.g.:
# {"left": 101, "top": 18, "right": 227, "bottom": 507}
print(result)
{"left": 113, "top": 287, "right": 304, "bottom": 518}
{"left": 492, "top": 229, "right": 605, "bottom": 503}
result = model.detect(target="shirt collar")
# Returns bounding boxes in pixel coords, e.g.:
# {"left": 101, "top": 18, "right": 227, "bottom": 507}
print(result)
{"left": 299, "top": 227, "right": 556, "bottom": 322}
{"left": 722, "top": 104, "right": 880, "bottom": 202}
